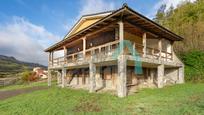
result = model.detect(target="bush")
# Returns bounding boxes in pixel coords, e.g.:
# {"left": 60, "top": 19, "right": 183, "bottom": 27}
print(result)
{"left": 180, "top": 50, "right": 204, "bottom": 82}
{"left": 21, "top": 71, "right": 39, "bottom": 82}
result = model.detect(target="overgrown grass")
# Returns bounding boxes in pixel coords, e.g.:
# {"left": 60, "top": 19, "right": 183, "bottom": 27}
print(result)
{"left": 0, "top": 80, "right": 52, "bottom": 91}
{"left": 0, "top": 83, "right": 204, "bottom": 115}
{"left": 180, "top": 50, "right": 204, "bottom": 82}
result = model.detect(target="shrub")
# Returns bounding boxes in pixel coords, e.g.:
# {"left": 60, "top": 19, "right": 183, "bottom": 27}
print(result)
{"left": 21, "top": 71, "right": 39, "bottom": 82}
{"left": 180, "top": 50, "right": 204, "bottom": 82}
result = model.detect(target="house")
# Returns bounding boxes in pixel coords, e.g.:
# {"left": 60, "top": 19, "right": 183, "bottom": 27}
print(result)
{"left": 33, "top": 67, "right": 47, "bottom": 79}
{"left": 44, "top": 4, "right": 184, "bottom": 97}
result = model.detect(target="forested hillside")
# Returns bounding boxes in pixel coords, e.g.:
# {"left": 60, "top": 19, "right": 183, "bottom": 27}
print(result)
{"left": 154, "top": 0, "right": 204, "bottom": 54}
{"left": 154, "top": 0, "right": 204, "bottom": 82}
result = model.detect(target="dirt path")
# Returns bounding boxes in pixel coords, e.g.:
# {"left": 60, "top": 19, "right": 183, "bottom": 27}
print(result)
{"left": 0, "top": 86, "right": 49, "bottom": 100}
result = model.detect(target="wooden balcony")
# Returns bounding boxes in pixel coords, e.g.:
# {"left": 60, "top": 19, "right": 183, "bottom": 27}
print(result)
{"left": 49, "top": 40, "right": 173, "bottom": 68}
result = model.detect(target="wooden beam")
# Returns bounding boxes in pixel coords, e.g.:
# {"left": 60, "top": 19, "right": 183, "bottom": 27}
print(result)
{"left": 125, "top": 21, "right": 159, "bottom": 38}
{"left": 86, "top": 23, "right": 116, "bottom": 37}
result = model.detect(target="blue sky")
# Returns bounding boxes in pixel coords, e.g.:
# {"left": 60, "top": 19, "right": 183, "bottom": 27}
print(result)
{"left": 0, "top": 0, "right": 196, "bottom": 65}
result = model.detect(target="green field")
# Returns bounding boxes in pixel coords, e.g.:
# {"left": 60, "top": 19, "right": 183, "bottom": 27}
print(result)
{"left": 0, "top": 83, "right": 204, "bottom": 115}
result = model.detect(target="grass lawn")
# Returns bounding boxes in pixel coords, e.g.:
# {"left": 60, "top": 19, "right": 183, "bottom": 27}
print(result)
{"left": 0, "top": 80, "right": 54, "bottom": 91}
{"left": 0, "top": 83, "right": 204, "bottom": 115}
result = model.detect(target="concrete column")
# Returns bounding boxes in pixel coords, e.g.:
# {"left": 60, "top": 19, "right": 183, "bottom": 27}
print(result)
{"left": 157, "top": 64, "right": 164, "bottom": 88}
{"left": 48, "top": 69, "right": 51, "bottom": 86}
{"left": 89, "top": 57, "right": 96, "bottom": 93}
{"left": 143, "top": 32, "right": 147, "bottom": 57}
{"left": 95, "top": 66, "right": 102, "bottom": 88}
{"left": 150, "top": 69, "right": 154, "bottom": 83}
{"left": 178, "top": 66, "right": 184, "bottom": 84}
{"left": 62, "top": 68, "right": 67, "bottom": 88}
{"left": 117, "top": 55, "right": 127, "bottom": 97}
{"left": 82, "top": 69, "right": 86, "bottom": 85}
{"left": 57, "top": 70, "right": 61, "bottom": 85}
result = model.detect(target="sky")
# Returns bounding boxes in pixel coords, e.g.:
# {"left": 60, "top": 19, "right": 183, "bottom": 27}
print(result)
{"left": 0, "top": 0, "right": 196, "bottom": 65}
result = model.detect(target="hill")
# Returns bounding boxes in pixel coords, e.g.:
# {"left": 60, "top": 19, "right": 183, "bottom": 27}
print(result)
{"left": 154, "top": 0, "right": 204, "bottom": 54}
{"left": 154, "top": 0, "right": 204, "bottom": 82}
{"left": 0, "top": 55, "right": 47, "bottom": 78}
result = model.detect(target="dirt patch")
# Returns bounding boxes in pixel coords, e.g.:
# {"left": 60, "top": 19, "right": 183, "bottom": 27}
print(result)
{"left": 0, "top": 86, "right": 48, "bottom": 100}
{"left": 72, "top": 98, "right": 101, "bottom": 112}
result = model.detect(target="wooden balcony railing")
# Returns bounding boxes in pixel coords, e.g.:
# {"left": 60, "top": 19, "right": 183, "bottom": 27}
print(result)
{"left": 49, "top": 40, "right": 173, "bottom": 67}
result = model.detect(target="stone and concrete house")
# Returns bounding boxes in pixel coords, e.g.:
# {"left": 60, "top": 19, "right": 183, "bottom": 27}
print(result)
{"left": 45, "top": 4, "right": 184, "bottom": 97}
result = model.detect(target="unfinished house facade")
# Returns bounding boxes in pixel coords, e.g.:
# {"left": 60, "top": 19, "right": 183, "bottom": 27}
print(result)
{"left": 45, "top": 5, "right": 184, "bottom": 97}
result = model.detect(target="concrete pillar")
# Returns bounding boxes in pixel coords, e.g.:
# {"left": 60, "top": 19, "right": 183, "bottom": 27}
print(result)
{"left": 62, "top": 68, "right": 67, "bottom": 88}
{"left": 117, "top": 55, "right": 127, "bottom": 97}
{"left": 82, "top": 69, "right": 86, "bottom": 85}
{"left": 96, "top": 66, "right": 102, "bottom": 88}
{"left": 178, "top": 66, "right": 184, "bottom": 84}
{"left": 48, "top": 69, "right": 51, "bottom": 86}
{"left": 157, "top": 64, "right": 164, "bottom": 88}
{"left": 57, "top": 70, "right": 61, "bottom": 85}
{"left": 89, "top": 57, "right": 96, "bottom": 93}
{"left": 150, "top": 69, "right": 154, "bottom": 83}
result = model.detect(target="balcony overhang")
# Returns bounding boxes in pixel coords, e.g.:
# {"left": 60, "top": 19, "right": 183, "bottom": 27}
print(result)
{"left": 45, "top": 4, "right": 184, "bottom": 52}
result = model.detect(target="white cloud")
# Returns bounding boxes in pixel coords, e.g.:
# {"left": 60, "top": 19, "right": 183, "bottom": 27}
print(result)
{"left": 147, "top": 0, "right": 197, "bottom": 19}
{"left": 78, "top": 0, "right": 116, "bottom": 17}
{"left": 0, "top": 16, "right": 60, "bottom": 65}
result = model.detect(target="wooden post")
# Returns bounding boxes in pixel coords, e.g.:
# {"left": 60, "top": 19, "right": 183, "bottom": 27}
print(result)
{"left": 48, "top": 52, "right": 51, "bottom": 66}
{"left": 143, "top": 32, "right": 147, "bottom": 57}
{"left": 133, "top": 42, "right": 136, "bottom": 56}
{"left": 158, "top": 39, "right": 162, "bottom": 60}
{"left": 83, "top": 37, "right": 86, "bottom": 59}
{"left": 51, "top": 52, "right": 54, "bottom": 66}
{"left": 115, "top": 28, "right": 119, "bottom": 40}
{"left": 64, "top": 46, "right": 67, "bottom": 64}
{"left": 171, "top": 41, "right": 174, "bottom": 61}
{"left": 118, "top": 21, "right": 124, "bottom": 54}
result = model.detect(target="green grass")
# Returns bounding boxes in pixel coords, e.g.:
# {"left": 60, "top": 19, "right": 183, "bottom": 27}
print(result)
{"left": 0, "top": 83, "right": 204, "bottom": 115}
{"left": 0, "top": 81, "right": 52, "bottom": 91}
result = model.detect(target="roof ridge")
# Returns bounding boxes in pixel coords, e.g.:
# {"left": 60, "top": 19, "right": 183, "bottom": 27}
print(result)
{"left": 81, "top": 10, "right": 114, "bottom": 18}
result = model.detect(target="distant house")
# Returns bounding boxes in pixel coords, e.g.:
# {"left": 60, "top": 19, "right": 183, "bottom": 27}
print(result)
{"left": 33, "top": 67, "right": 47, "bottom": 79}
{"left": 45, "top": 4, "right": 184, "bottom": 97}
